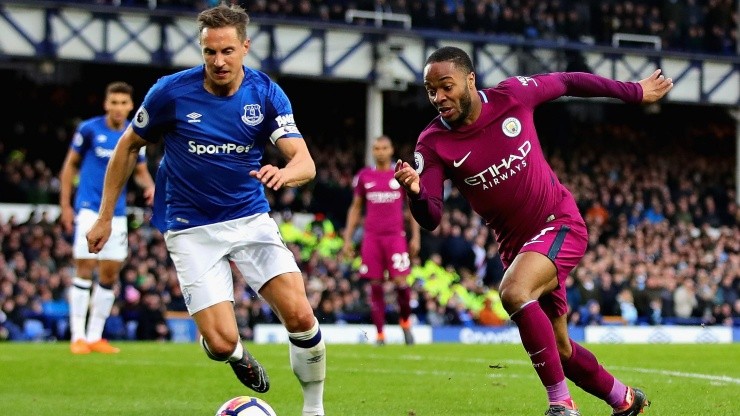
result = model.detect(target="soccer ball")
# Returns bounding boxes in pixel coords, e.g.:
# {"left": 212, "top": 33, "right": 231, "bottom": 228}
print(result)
{"left": 215, "top": 396, "right": 277, "bottom": 416}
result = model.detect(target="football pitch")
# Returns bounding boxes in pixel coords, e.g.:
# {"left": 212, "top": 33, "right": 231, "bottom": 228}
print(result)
{"left": 1, "top": 342, "right": 737, "bottom": 415}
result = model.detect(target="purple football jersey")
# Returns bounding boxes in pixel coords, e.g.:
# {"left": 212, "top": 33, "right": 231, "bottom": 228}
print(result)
{"left": 410, "top": 72, "right": 642, "bottom": 260}
{"left": 354, "top": 167, "right": 406, "bottom": 236}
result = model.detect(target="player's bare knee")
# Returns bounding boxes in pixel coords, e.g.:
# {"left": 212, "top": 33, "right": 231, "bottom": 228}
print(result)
{"left": 282, "top": 310, "right": 316, "bottom": 333}
{"left": 499, "top": 286, "right": 530, "bottom": 314}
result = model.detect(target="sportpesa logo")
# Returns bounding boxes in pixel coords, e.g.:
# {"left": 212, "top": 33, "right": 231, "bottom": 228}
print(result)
{"left": 188, "top": 140, "right": 253, "bottom": 155}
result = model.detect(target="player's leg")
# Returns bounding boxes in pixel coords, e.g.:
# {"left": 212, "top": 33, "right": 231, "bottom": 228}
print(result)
{"left": 85, "top": 259, "right": 122, "bottom": 353}
{"left": 165, "top": 219, "right": 270, "bottom": 394}
{"left": 501, "top": 221, "right": 588, "bottom": 415}
{"left": 69, "top": 259, "right": 94, "bottom": 354}
{"left": 554, "top": 316, "right": 650, "bottom": 415}
{"left": 68, "top": 209, "right": 98, "bottom": 354}
{"left": 387, "top": 235, "right": 413, "bottom": 345}
{"left": 360, "top": 235, "right": 386, "bottom": 345}
{"left": 501, "top": 252, "right": 578, "bottom": 414}
{"left": 86, "top": 214, "right": 128, "bottom": 353}
{"left": 233, "top": 213, "right": 325, "bottom": 416}
{"left": 259, "top": 272, "right": 326, "bottom": 416}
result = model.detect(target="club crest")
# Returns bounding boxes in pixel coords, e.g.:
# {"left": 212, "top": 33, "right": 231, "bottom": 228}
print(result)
{"left": 242, "top": 104, "right": 264, "bottom": 126}
{"left": 502, "top": 117, "right": 522, "bottom": 138}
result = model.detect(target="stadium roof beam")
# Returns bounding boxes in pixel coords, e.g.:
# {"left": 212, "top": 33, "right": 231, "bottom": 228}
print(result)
{"left": 0, "top": 0, "right": 737, "bottom": 106}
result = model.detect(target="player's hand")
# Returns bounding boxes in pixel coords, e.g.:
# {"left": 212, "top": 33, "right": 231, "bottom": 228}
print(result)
{"left": 394, "top": 159, "right": 420, "bottom": 195}
{"left": 143, "top": 186, "right": 155, "bottom": 206}
{"left": 341, "top": 242, "right": 355, "bottom": 260}
{"left": 60, "top": 206, "right": 75, "bottom": 235}
{"left": 250, "top": 164, "right": 285, "bottom": 191}
{"left": 639, "top": 69, "right": 673, "bottom": 104}
{"left": 86, "top": 218, "right": 112, "bottom": 254}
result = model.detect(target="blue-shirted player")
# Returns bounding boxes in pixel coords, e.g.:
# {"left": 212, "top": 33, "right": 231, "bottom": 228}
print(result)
{"left": 86, "top": 5, "right": 326, "bottom": 415}
{"left": 59, "top": 81, "right": 155, "bottom": 355}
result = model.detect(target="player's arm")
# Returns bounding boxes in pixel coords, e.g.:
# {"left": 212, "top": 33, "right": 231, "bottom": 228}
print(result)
{"left": 59, "top": 148, "right": 82, "bottom": 234}
{"left": 86, "top": 127, "right": 148, "bottom": 253}
{"left": 405, "top": 205, "right": 421, "bottom": 258}
{"left": 252, "top": 138, "right": 316, "bottom": 190}
{"left": 132, "top": 157, "right": 155, "bottom": 206}
{"left": 342, "top": 194, "right": 364, "bottom": 258}
{"left": 511, "top": 71, "right": 671, "bottom": 107}
{"left": 394, "top": 149, "right": 445, "bottom": 231}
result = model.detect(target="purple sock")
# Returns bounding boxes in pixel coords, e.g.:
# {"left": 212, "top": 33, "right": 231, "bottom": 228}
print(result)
{"left": 370, "top": 283, "right": 386, "bottom": 335}
{"left": 395, "top": 285, "right": 411, "bottom": 320}
{"left": 511, "top": 301, "right": 570, "bottom": 403}
{"left": 562, "top": 339, "right": 627, "bottom": 407}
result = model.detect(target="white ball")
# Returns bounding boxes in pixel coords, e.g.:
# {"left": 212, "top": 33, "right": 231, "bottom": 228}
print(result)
{"left": 215, "top": 396, "right": 277, "bottom": 416}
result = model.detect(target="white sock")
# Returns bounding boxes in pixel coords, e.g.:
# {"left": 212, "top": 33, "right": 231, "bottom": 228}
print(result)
{"left": 86, "top": 283, "right": 115, "bottom": 343}
{"left": 228, "top": 341, "right": 244, "bottom": 362}
{"left": 288, "top": 318, "right": 326, "bottom": 416}
{"left": 69, "top": 277, "right": 92, "bottom": 342}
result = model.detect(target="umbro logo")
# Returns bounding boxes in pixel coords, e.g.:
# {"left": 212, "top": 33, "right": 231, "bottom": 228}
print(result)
{"left": 453, "top": 151, "right": 472, "bottom": 167}
{"left": 307, "top": 354, "right": 324, "bottom": 364}
{"left": 187, "top": 112, "right": 202, "bottom": 123}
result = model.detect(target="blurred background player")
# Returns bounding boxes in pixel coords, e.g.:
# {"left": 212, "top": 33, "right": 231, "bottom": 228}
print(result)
{"left": 342, "top": 135, "right": 420, "bottom": 345}
{"left": 59, "top": 81, "right": 154, "bottom": 354}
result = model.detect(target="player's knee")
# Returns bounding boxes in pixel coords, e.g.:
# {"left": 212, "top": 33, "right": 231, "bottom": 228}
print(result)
{"left": 282, "top": 309, "right": 317, "bottom": 333}
{"left": 499, "top": 286, "right": 530, "bottom": 313}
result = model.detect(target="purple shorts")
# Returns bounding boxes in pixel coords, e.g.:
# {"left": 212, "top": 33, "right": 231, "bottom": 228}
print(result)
{"left": 504, "top": 218, "right": 588, "bottom": 318}
{"left": 359, "top": 233, "right": 410, "bottom": 280}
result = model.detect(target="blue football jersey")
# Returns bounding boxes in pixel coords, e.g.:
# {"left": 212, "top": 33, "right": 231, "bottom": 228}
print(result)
{"left": 132, "top": 66, "right": 304, "bottom": 231}
{"left": 71, "top": 115, "right": 145, "bottom": 216}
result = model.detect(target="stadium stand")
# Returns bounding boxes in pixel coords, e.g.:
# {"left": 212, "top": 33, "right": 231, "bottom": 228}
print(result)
{"left": 1, "top": 86, "right": 738, "bottom": 341}
{"left": 47, "top": 0, "right": 737, "bottom": 55}
{"left": 0, "top": 1, "right": 737, "bottom": 342}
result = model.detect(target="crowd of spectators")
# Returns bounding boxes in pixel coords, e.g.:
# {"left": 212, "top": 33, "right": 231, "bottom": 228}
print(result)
{"left": 57, "top": 0, "right": 738, "bottom": 55}
{"left": 1, "top": 82, "right": 738, "bottom": 342}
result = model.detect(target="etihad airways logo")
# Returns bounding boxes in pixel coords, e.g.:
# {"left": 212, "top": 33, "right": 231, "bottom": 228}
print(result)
{"left": 366, "top": 191, "right": 401, "bottom": 204}
{"left": 463, "top": 140, "right": 531, "bottom": 189}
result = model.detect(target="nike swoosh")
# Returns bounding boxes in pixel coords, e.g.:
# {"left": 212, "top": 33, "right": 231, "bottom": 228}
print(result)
{"left": 528, "top": 347, "right": 546, "bottom": 357}
{"left": 453, "top": 151, "right": 472, "bottom": 167}
{"left": 364, "top": 182, "right": 376, "bottom": 189}
{"left": 522, "top": 240, "right": 544, "bottom": 247}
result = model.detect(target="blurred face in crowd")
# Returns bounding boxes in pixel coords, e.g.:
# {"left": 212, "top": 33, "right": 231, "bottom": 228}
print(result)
{"left": 104, "top": 92, "right": 134, "bottom": 129}
{"left": 423, "top": 60, "right": 477, "bottom": 127}
{"left": 372, "top": 136, "right": 394, "bottom": 167}
{"left": 200, "top": 25, "right": 249, "bottom": 96}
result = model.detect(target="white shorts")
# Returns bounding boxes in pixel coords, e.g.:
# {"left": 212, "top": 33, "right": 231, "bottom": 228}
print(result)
{"left": 73, "top": 209, "right": 128, "bottom": 261}
{"left": 164, "top": 212, "right": 301, "bottom": 315}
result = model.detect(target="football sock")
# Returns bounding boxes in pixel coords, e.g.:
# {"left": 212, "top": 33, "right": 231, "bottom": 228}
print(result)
{"left": 69, "top": 277, "right": 92, "bottom": 342}
{"left": 511, "top": 300, "right": 570, "bottom": 403}
{"left": 288, "top": 318, "right": 325, "bottom": 416}
{"left": 228, "top": 340, "right": 244, "bottom": 362}
{"left": 396, "top": 284, "right": 411, "bottom": 321}
{"left": 370, "top": 282, "right": 386, "bottom": 336}
{"left": 562, "top": 339, "right": 626, "bottom": 407}
{"left": 86, "top": 282, "right": 115, "bottom": 342}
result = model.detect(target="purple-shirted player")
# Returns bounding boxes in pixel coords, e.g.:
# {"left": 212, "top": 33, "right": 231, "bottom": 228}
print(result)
{"left": 343, "top": 135, "right": 421, "bottom": 345}
{"left": 395, "top": 46, "right": 672, "bottom": 416}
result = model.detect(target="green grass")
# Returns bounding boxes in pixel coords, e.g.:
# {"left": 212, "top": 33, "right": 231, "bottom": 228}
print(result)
{"left": 0, "top": 342, "right": 738, "bottom": 415}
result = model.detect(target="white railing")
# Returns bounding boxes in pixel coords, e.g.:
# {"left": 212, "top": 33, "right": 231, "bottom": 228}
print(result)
{"left": 345, "top": 9, "right": 411, "bottom": 30}
{"left": 612, "top": 33, "right": 662, "bottom": 51}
